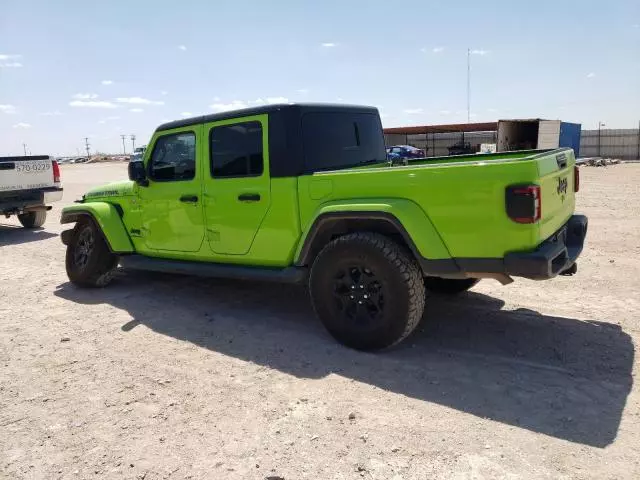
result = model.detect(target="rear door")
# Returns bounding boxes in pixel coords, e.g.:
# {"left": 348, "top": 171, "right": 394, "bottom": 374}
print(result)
{"left": 201, "top": 114, "right": 271, "bottom": 255}
{"left": 0, "top": 156, "right": 55, "bottom": 192}
{"left": 537, "top": 149, "right": 576, "bottom": 240}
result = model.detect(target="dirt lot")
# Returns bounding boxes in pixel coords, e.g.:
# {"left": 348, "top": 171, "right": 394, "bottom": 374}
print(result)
{"left": 1, "top": 163, "right": 639, "bottom": 479}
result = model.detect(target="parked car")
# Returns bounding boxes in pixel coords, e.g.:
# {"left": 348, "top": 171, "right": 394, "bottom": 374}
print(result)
{"left": 1, "top": 155, "right": 63, "bottom": 228}
{"left": 386, "top": 145, "right": 426, "bottom": 161}
{"left": 60, "top": 103, "right": 586, "bottom": 351}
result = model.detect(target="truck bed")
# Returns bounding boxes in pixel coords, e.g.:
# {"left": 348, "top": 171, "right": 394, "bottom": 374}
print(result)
{"left": 298, "top": 148, "right": 576, "bottom": 260}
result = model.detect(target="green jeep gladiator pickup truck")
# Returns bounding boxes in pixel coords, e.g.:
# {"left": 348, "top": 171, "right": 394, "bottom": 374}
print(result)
{"left": 60, "top": 103, "right": 587, "bottom": 350}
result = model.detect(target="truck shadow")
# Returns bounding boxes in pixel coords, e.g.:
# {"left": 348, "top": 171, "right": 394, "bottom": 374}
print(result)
{"left": 54, "top": 270, "right": 634, "bottom": 448}
{"left": 0, "top": 224, "right": 57, "bottom": 246}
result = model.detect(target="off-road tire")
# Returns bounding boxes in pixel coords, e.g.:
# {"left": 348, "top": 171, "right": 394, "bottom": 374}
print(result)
{"left": 423, "top": 277, "right": 480, "bottom": 294}
{"left": 18, "top": 211, "right": 47, "bottom": 228}
{"left": 65, "top": 219, "right": 118, "bottom": 288}
{"left": 309, "top": 232, "right": 425, "bottom": 351}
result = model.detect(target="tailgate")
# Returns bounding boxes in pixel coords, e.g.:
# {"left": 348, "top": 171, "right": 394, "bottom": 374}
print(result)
{"left": 536, "top": 149, "right": 576, "bottom": 241}
{"left": 0, "top": 155, "right": 55, "bottom": 192}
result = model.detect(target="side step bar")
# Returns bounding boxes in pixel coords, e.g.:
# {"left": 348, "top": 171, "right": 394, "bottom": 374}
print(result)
{"left": 119, "top": 255, "right": 308, "bottom": 284}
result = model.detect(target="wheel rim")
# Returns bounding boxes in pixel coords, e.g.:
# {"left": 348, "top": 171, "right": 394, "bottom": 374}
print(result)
{"left": 74, "top": 227, "right": 95, "bottom": 269}
{"left": 332, "top": 265, "right": 385, "bottom": 328}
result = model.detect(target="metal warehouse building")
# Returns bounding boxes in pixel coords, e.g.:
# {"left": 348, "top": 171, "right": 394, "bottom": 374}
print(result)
{"left": 384, "top": 122, "right": 640, "bottom": 160}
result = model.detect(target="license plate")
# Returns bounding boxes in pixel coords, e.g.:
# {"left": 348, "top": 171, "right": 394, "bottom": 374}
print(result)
{"left": 556, "top": 176, "right": 568, "bottom": 195}
{"left": 15, "top": 161, "right": 51, "bottom": 174}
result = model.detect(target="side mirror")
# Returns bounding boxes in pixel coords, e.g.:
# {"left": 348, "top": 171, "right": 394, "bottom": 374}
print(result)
{"left": 128, "top": 160, "right": 148, "bottom": 186}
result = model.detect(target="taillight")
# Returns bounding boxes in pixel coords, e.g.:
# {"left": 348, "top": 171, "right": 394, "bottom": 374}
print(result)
{"left": 574, "top": 165, "right": 580, "bottom": 192}
{"left": 52, "top": 160, "right": 61, "bottom": 184}
{"left": 505, "top": 185, "right": 541, "bottom": 224}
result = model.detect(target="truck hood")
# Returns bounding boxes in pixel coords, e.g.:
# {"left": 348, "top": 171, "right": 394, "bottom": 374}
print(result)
{"left": 84, "top": 180, "right": 135, "bottom": 200}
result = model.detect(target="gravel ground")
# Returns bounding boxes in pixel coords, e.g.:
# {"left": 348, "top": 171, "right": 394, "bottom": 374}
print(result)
{"left": 1, "top": 163, "right": 638, "bottom": 480}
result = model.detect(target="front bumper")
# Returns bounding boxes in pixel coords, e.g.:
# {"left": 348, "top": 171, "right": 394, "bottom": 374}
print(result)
{"left": 504, "top": 214, "right": 588, "bottom": 280}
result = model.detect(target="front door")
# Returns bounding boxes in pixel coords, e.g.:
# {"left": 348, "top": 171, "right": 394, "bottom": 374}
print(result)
{"left": 139, "top": 128, "right": 205, "bottom": 252}
{"left": 202, "top": 115, "right": 271, "bottom": 255}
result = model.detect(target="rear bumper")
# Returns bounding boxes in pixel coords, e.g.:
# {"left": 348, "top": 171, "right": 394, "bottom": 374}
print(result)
{"left": 418, "top": 214, "right": 588, "bottom": 281}
{"left": 0, "top": 186, "right": 63, "bottom": 213}
{"left": 504, "top": 214, "right": 588, "bottom": 280}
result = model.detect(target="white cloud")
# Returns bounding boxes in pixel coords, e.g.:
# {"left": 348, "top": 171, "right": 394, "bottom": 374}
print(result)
{"left": 487, "top": 108, "right": 498, "bottom": 113}
{"left": 586, "top": 72, "right": 596, "bottom": 78}
{"left": 129, "top": 108, "right": 144, "bottom": 113}
{"left": 38, "top": 111, "right": 63, "bottom": 116}
{"left": 439, "top": 110, "right": 451, "bottom": 115}
{"left": 181, "top": 112, "right": 192, "bottom": 117}
{"left": 116, "top": 97, "right": 164, "bottom": 105}
{"left": 321, "top": 42, "right": 338, "bottom": 47}
{"left": 470, "top": 49, "right": 489, "bottom": 56}
{"left": 69, "top": 100, "right": 117, "bottom": 108}
{"left": 209, "top": 97, "right": 289, "bottom": 112}
{"left": 266, "top": 96, "right": 288, "bottom": 104}
{"left": 101, "top": 80, "right": 113, "bottom": 85}
{"left": 98, "top": 120, "right": 106, "bottom": 124}
{"left": 0, "top": 54, "right": 22, "bottom": 67}
{"left": 403, "top": 108, "right": 423, "bottom": 115}
{"left": 73, "top": 93, "right": 99, "bottom": 100}
{"left": 13, "top": 122, "right": 31, "bottom": 129}
{"left": 161, "top": 90, "right": 168, "bottom": 96}
{"left": 178, "top": 45, "right": 187, "bottom": 51}
{"left": 0, "top": 104, "right": 16, "bottom": 114}
{"left": 296, "top": 88, "right": 309, "bottom": 94}
{"left": 432, "top": 47, "right": 445, "bottom": 53}
{"left": 212, "top": 96, "right": 220, "bottom": 102}
{"left": 210, "top": 100, "right": 249, "bottom": 112}
{"left": 98, "top": 115, "right": 121, "bottom": 123}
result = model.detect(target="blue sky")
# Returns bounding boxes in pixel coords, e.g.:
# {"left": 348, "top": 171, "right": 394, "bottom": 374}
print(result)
{"left": 1, "top": 0, "right": 639, "bottom": 156}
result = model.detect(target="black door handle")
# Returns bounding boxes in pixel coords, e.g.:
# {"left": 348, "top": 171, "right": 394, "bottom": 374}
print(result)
{"left": 238, "top": 193, "right": 260, "bottom": 202}
{"left": 179, "top": 195, "right": 199, "bottom": 203}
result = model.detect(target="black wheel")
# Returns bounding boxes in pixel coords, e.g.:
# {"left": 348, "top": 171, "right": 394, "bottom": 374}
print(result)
{"left": 309, "top": 232, "right": 425, "bottom": 351}
{"left": 423, "top": 276, "right": 479, "bottom": 294}
{"left": 18, "top": 211, "right": 47, "bottom": 228}
{"left": 65, "top": 219, "right": 118, "bottom": 288}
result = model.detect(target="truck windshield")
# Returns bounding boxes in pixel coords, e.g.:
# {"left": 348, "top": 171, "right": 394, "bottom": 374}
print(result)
{"left": 301, "top": 112, "right": 387, "bottom": 172}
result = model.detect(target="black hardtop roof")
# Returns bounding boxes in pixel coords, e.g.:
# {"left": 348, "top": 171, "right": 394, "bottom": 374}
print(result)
{"left": 156, "top": 102, "right": 379, "bottom": 132}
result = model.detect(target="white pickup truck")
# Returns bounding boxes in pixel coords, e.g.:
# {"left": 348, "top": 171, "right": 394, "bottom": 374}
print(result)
{"left": 0, "top": 155, "right": 63, "bottom": 228}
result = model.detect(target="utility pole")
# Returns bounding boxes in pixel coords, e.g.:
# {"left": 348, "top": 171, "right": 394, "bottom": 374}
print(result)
{"left": 130, "top": 134, "right": 136, "bottom": 152}
{"left": 84, "top": 137, "right": 91, "bottom": 160}
{"left": 120, "top": 134, "right": 127, "bottom": 155}
{"left": 598, "top": 121, "right": 605, "bottom": 157}
{"left": 22, "top": 143, "right": 27, "bottom": 156}
{"left": 467, "top": 48, "right": 471, "bottom": 124}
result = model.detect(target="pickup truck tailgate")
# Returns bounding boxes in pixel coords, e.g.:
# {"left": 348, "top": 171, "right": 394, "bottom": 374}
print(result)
{"left": 537, "top": 149, "right": 576, "bottom": 241}
{"left": 0, "top": 156, "right": 56, "bottom": 192}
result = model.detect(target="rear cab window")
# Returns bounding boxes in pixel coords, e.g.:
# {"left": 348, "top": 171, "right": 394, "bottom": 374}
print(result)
{"left": 301, "top": 112, "right": 387, "bottom": 172}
